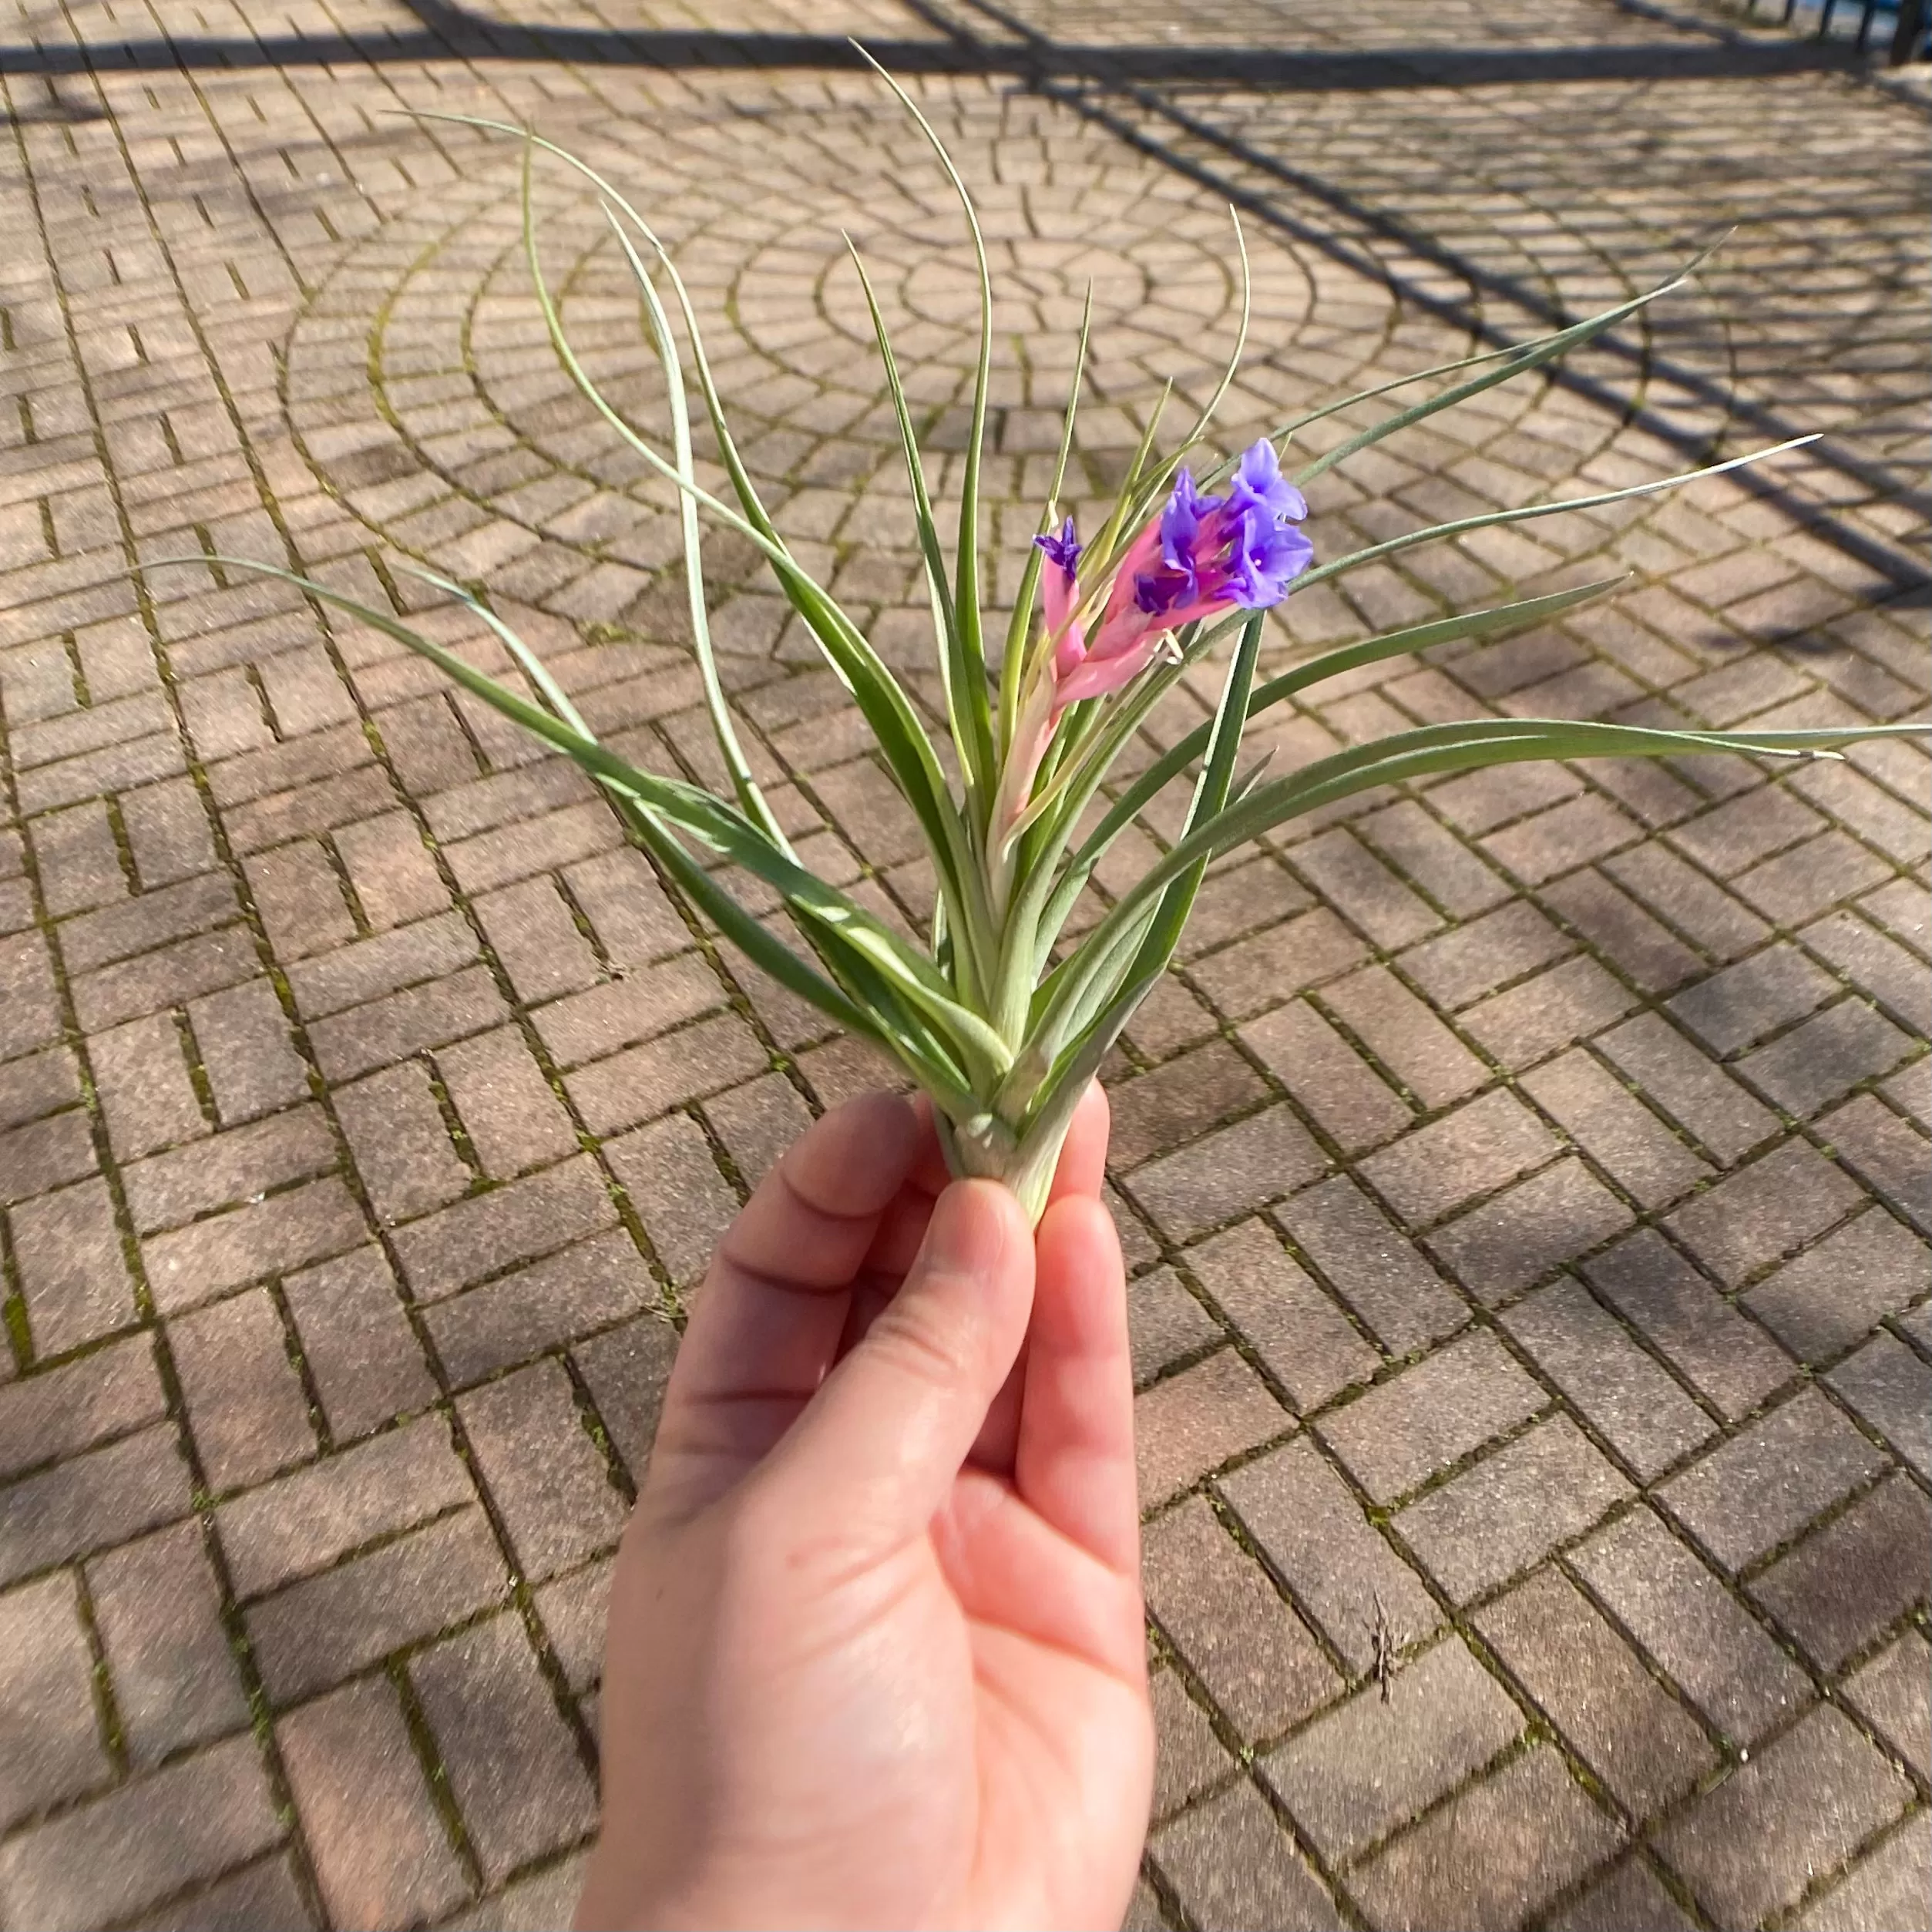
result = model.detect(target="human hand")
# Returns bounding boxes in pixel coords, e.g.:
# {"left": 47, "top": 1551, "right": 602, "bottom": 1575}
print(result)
{"left": 574, "top": 1085, "right": 1153, "bottom": 1931}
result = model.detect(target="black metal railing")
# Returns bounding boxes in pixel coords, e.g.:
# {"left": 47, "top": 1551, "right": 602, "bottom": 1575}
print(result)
{"left": 1735, "top": 0, "right": 1929, "bottom": 61}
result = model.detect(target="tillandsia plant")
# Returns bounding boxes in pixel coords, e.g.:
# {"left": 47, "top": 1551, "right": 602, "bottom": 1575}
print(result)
{"left": 171, "top": 71, "right": 1927, "bottom": 1225}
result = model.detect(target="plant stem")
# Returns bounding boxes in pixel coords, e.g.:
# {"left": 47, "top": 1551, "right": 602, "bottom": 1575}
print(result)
{"left": 934, "top": 1109, "right": 1075, "bottom": 1229}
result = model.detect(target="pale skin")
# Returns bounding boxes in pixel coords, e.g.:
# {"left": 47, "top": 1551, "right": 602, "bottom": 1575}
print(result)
{"left": 575, "top": 1084, "right": 1154, "bottom": 1932}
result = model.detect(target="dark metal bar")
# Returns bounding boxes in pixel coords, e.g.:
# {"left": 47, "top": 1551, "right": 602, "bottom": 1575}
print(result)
{"left": 1893, "top": 0, "right": 1930, "bottom": 59}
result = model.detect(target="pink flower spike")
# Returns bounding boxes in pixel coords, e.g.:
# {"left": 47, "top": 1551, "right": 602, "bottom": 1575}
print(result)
{"left": 1053, "top": 628, "right": 1168, "bottom": 707}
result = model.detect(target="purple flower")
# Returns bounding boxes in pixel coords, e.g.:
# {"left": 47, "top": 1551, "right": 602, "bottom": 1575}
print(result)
{"left": 1055, "top": 438, "right": 1312, "bottom": 706}
{"left": 1034, "top": 515, "right": 1082, "bottom": 576}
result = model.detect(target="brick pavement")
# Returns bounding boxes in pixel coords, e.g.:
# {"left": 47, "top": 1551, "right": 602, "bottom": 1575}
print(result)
{"left": 0, "top": 0, "right": 1927, "bottom": 1925}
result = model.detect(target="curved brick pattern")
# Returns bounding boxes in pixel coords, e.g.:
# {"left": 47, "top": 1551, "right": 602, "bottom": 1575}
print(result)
{"left": 0, "top": 0, "right": 1926, "bottom": 1924}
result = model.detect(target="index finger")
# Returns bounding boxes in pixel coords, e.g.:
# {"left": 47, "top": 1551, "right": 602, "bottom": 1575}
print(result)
{"left": 646, "top": 1091, "right": 926, "bottom": 1517}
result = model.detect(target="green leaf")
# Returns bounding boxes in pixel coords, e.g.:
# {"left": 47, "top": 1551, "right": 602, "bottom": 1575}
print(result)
{"left": 1000, "top": 284, "right": 1093, "bottom": 764}
{"left": 844, "top": 235, "right": 984, "bottom": 815}
{"left": 1058, "top": 576, "right": 1626, "bottom": 917}
{"left": 851, "top": 46, "right": 999, "bottom": 811}
{"left": 1205, "top": 247, "right": 1719, "bottom": 482}
{"left": 1298, "top": 436, "right": 1819, "bottom": 597}
{"left": 597, "top": 204, "right": 790, "bottom": 853}
{"left": 1039, "top": 713, "right": 1927, "bottom": 1054}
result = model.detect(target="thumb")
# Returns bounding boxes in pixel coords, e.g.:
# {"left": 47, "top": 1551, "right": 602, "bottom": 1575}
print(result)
{"left": 766, "top": 1178, "right": 1034, "bottom": 1551}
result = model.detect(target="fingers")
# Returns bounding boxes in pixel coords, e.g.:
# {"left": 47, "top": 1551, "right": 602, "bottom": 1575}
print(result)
{"left": 1013, "top": 1191, "right": 1137, "bottom": 1576}
{"left": 1047, "top": 1081, "right": 1111, "bottom": 1208}
{"left": 767, "top": 1178, "right": 1035, "bottom": 1553}
{"left": 969, "top": 1084, "right": 1113, "bottom": 1475}
{"left": 646, "top": 1092, "right": 926, "bottom": 1518}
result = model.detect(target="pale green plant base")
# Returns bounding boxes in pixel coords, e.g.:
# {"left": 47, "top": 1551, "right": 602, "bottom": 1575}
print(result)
{"left": 150, "top": 86, "right": 1929, "bottom": 1225}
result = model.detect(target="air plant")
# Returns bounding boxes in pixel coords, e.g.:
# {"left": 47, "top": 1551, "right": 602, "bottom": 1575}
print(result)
{"left": 176, "top": 78, "right": 1926, "bottom": 1225}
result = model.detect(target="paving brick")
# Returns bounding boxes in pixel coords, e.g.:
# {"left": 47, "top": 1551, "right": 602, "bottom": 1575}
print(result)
{"left": 1188, "top": 1218, "right": 1379, "bottom": 1410}
{"left": 1349, "top": 1744, "right": 1621, "bottom": 1932}
{"left": 1262, "top": 1637, "right": 1522, "bottom": 1864}
{"left": 1668, "top": 1137, "right": 1866, "bottom": 1286}
{"left": 143, "top": 1176, "right": 365, "bottom": 1312}
{"left": 529, "top": 953, "right": 725, "bottom": 1071}
{"left": 572, "top": 1314, "right": 680, "bottom": 1489}
{"left": 1583, "top": 1228, "right": 1793, "bottom": 1419}
{"left": 1667, "top": 942, "right": 1838, "bottom": 1057}
{"left": 0, "top": 1107, "right": 97, "bottom": 1208}
{"left": 1398, "top": 899, "right": 1573, "bottom": 1010}
{"left": 1134, "top": 1347, "right": 1290, "bottom": 1509}
{"left": 603, "top": 1110, "right": 737, "bottom": 1289}
{"left": 72, "top": 925, "right": 259, "bottom": 1033}
{"left": 1127, "top": 1266, "right": 1221, "bottom": 1386}
{"left": 0, "top": 930, "right": 63, "bottom": 1063}
{"left": 1147, "top": 1664, "right": 1234, "bottom": 1818}
{"left": 1822, "top": 1092, "right": 1932, "bottom": 1236}
{"left": 1803, "top": 908, "right": 1932, "bottom": 1037}
{"left": 1747, "top": 1474, "right": 1930, "bottom": 1672}
{"left": 170, "top": 1288, "right": 315, "bottom": 1492}
{"left": 533, "top": 1556, "right": 613, "bottom": 1698}
{"left": 1500, "top": 1278, "right": 1714, "bottom": 1481}
{"left": 1662, "top": 1388, "right": 1887, "bottom": 1574}
{"left": 1322, "top": 963, "right": 1488, "bottom": 1110}
{"left": 1825, "top": 1331, "right": 1931, "bottom": 1477}
{"left": 188, "top": 979, "right": 311, "bottom": 1126}
{"left": 472, "top": 876, "right": 604, "bottom": 1006}
{"left": 0, "top": 1333, "right": 165, "bottom": 1481}
{"left": 333, "top": 811, "right": 449, "bottom": 929}
{"left": 123, "top": 1104, "right": 334, "bottom": 1235}
{"left": 1604, "top": 842, "right": 1768, "bottom": 962}
{"left": 1793, "top": 1814, "right": 1932, "bottom": 1932}
{"left": 563, "top": 1008, "right": 770, "bottom": 1136}
{"left": 1358, "top": 797, "right": 1511, "bottom": 917}
{"left": 1319, "top": 1332, "right": 1544, "bottom": 1505}
{"left": 9, "top": 1174, "right": 139, "bottom": 1356}
{"left": 1110, "top": 1041, "right": 1270, "bottom": 1171}
{"left": 1187, "top": 906, "right": 1369, "bottom": 1019}
{"left": 1396, "top": 1416, "right": 1630, "bottom": 1604}
{"left": 1475, "top": 1569, "right": 1715, "bottom": 1818}
{"left": 0, "top": 1733, "right": 280, "bottom": 1932}
{"left": 1549, "top": 1856, "right": 1696, "bottom": 1932}
{"left": 282, "top": 1246, "right": 436, "bottom": 1441}
{"left": 1127, "top": 1104, "right": 1326, "bottom": 1244}
{"left": 459, "top": 1360, "right": 624, "bottom": 1581}
{"left": 307, "top": 964, "right": 510, "bottom": 1084}
{"left": 1520, "top": 1050, "right": 1711, "bottom": 1208}
{"left": 1843, "top": 1630, "right": 1930, "bottom": 1779}
{"left": 1291, "top": 825, "right": 1442, "bottom": 947}
{"left": 701, "top": 1070, "right": 814, "bottom": 1190}
{"left": 1219, "top": 1436, "right": 1443, "bottom": 1674}
{"left": 1150, "top": 1780, "right": 1341, "bottom": 1932}
{"left": 1274, "top": 1174, "right": 1468, "bottom": 1353}
{"left": 1596, "top": 1011, "right": 1779, "bottom": 1162}
{"left": 390, "top": 1153, "right": 613, "bottom": 1302}
{"left": 438, "top": 1025, "right": 576, "bottom": 1178}
{"left": 337, "top": 1057, "right": 472, "bottom": 1225}
{"left": 1656, "top": 1705, "right": 1910, "bottom": 1929}
{"left": 89, "top": 1011, "right": 203, "bottom": 1162}
{"left": 412, "top": 1614, "right": 597, "bottom": 1883}
{"left": 1738, "top": 829, "right": 1891, "bottom": 926}
{"left": 243, "top": 842, "right": 354, "bottom": 962}
{"left": 219, "top": 1415, "right": 471, "bottom": 1600}
{"left": 0, "top": 1426, "right": 193, "bottom": 1587}
{"left": 277, "top": 1675, "right": 469, "bottom": 1931}
{"left": 1460, "top": 955, "right": 1638, "bottom": 1070}
{"left": 124, "top": 1850, "right": 316, "bottom": 1932}
{"left": 1427, "top": 1156, "right": 1634, "bottom": 1305}
{"left": 1570, "top": 1507, "right": 1811, "bottom": 1747}
{"left": 1144, "top": 1497, "right": 1339, "bottom": 1739}
{"left": 1536, "top": 872, "right": 1707, "bottom": 999}
{"left": 1240, "top": 997, "right": 1411, "bottom": 1153}
{"left": 1359, "top": 1089, "right": 1557, "bottom": 1229}
{"left": 87, "top": 1520, "right": 249, "bottom": 1767}
{"left": 0, "top": 1571, "right": 107, "bottom": 1832}
{"left": 248, "top": 1509, "right": 511, "bottom": 1705}
{"left": 121, "top": 779, "right": 217, "bottom": 892}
